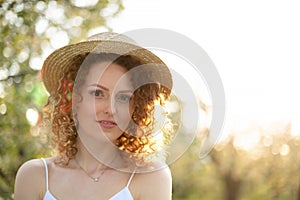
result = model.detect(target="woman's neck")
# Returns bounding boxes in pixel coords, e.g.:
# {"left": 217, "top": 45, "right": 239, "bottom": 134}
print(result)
{"left": 75, "top": 139, "right": 119, "bottom": 171}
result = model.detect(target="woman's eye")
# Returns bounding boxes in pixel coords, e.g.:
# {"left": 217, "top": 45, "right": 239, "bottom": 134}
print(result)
{"left": 91, "top": 90, "right": 104, "bottom": 97}
{"left": 116, "top": 94, "right": 131, "bottom": 103}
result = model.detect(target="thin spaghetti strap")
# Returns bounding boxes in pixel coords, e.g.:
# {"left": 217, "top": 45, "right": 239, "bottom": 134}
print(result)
{"left": 41, "top": 158, "right": 49, "bottom": 190}
{"left": 126, "top": 168, "right": 137, "bottom": 187}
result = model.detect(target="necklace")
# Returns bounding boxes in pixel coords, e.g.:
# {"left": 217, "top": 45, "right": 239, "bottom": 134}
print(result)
{"left": 74, "top": 157, "right": 116, "bottom": 182}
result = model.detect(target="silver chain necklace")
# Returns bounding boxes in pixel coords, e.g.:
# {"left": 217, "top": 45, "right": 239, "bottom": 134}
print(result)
{"left": 74, "top": 157, "right": 115, "bottom": 182}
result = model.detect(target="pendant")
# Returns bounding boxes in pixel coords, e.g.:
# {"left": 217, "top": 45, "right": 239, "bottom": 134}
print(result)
{"left": 93, "top": 177, "right": 99, "bottom": 182}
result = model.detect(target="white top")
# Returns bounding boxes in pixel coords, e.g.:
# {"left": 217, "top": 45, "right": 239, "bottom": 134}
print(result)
{"left": 41, "top": 158, "right": 135, "bottom": 200}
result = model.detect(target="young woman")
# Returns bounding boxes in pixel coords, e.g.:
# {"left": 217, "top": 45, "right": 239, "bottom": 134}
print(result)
{"left": 14, "top": 32, "right": 173, "bottom": 200}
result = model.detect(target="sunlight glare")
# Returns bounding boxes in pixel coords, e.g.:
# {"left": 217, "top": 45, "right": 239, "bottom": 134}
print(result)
{"left": 155, "top": 50, "right": 211, "bottom": 105}
{"left": 164, "top": 101, "right": 180, "bottom": 114}
{"left": 35, "top": 18, "right": 49, "bottom": 35}
{"left": 29, "top": 56, "right": 43, "bottom": 70}
{"left": 279, "top": 144, "right": 290, "bottom": 156}
{"left": 71, "top": 0, "right": 98, "bottom": 8}
{"left": 26, "top": 108, "right": 39, "bottom": 126}
{"left": 262, "top": 135, "right": 273, "bottom": 147}
{"left": 0, "top": 103, "right": 7, "bottom": 115}
{"left": 291, "top": 118, "right": 300, "bottom": 137}
{"left": 0, "top": 84, "right": 4, "bottom": 98}
{"left": 49, "top": 30, "right": 70, "bottom": 49}
{"left": 233, "top": 129, "right": 261, "bottom": 151}
{"left": 45, "top": 1, "right": 65, "bottom": 24}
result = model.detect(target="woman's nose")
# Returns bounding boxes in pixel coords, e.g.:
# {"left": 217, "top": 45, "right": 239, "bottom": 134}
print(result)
{"left": 102, "top": 99, "right": 116, "bottom": 115}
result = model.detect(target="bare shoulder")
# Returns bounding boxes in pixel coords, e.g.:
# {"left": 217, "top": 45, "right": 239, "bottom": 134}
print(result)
{"left": 138, "top": 165, "right": 172, "bottom": 182}
{"left": 15, "top": 158, "right": 45, "bottom": 184}
{"left": 133, "top": 165, "right": 172, "bottom": 200}
{"left": 14, "top": 158, "right": 49, "bottom": 200}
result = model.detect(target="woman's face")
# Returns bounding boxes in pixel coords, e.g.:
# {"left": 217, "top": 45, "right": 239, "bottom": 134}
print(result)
{"left": 75, "top": 61, "right": 134, "bottom": 143}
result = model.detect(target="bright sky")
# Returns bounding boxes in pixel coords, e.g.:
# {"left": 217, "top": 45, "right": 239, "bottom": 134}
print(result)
{"left": 108, "top": 0, "right": 300, "bottom": 136}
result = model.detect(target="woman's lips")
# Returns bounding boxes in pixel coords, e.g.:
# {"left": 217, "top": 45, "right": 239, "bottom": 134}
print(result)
{"left": 98, "top": 120, "right": 117, "bottom": 129}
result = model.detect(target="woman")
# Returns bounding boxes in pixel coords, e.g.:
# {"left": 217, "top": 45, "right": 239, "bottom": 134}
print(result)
{"left": 14, "top": 32, "right": 173, "bottom": 200}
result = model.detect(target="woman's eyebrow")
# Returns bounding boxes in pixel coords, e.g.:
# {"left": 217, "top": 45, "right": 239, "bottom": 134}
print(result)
{"left": 117, "top": 90, "right": 134, "bottom": 93}
{"left": 88, "top": 84, "right": 109, "bottom": 91}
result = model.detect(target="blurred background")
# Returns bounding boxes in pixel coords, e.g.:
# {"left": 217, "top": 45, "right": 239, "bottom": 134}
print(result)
{"left": 1, "top": 0, "right": 300, "bottom": 199}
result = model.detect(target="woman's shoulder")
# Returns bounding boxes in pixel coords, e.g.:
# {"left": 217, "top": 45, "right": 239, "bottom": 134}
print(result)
{"left": 133, "top": 165, "right": 172, "bottom": 200}
{"left": 16, "top": 157, "right": 58, "bottom": 179}
{"left": 16, "top": 158, "right": 44, "bottom": 179}
{"left": 14, "top": 158, "right": 53, "bottom": 199}
{"left": 136, "top": 164, "right": 172, "bottom": 183}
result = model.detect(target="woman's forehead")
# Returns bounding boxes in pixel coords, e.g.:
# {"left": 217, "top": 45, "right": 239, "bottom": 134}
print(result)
{"left": 85, "top": 62, "right": 133, "bottom": 90}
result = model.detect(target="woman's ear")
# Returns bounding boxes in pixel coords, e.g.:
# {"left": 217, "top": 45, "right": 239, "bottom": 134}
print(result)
{"left": 72, "top": 91, "right": 82, "bottom": 111}
{"left": 72, "top": 91, "right": 82, "bottom": 103}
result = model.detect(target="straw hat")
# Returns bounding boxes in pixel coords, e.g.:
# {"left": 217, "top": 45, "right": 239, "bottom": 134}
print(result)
{"left": 41, "top": 32, "right": 173, "bottom": 96}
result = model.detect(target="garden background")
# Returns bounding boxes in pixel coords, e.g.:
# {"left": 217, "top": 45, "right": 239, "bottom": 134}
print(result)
{"left": 1, "top": 0, "right": 300, "bottom": 199}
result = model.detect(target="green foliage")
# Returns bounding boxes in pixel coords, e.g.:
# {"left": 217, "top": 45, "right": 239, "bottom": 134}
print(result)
{"left": 1, "top": 1, "right": 300, "bottom": 200}
{"left": 0, "top": 0, "right": 123, "bottom": 199}
{"left": 171, "top": 126, "right": 300, "bottom": 200}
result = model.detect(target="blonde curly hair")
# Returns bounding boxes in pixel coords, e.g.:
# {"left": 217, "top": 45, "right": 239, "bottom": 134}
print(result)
{"left": 43, "top": 53, "right": 172, "bottom": 166}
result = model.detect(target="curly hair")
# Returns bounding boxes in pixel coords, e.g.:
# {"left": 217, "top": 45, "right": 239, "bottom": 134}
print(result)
{"left": 43, "top": 53, "right": 172, "bottom": 166}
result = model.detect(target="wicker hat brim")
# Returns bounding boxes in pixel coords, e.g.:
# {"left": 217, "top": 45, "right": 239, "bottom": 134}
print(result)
{"left": 42, "top": 40, "right": 173, "bottom": 96}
